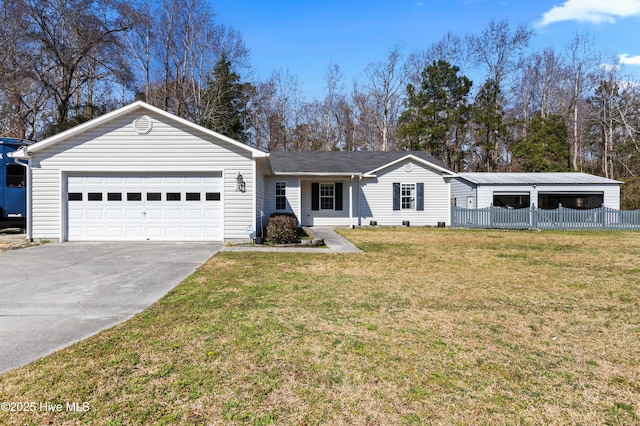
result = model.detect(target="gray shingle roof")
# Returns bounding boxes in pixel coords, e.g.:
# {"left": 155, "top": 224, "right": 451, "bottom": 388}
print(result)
{"left": 458, "top": 172, "right": 621, "bottom": 185}
{"left": 267, "top": 151, "right": 451, "bottom": 175}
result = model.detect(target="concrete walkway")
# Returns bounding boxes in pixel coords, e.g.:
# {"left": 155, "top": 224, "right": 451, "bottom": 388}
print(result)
{"left": 0, "top": 242, "right": 221, "bottom": 374}
{"left": 223, "top": 227, "right": 363, "bottom": 253}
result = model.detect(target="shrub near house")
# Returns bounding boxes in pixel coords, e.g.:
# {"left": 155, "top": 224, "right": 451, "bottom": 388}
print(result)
{"left": 266, "top": 214, "right": 299, "bottom": 244}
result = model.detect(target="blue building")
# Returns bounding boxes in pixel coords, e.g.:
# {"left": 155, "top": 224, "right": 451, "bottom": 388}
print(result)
{"left": 1, "top": 138, "right": 33, "bottom": 229}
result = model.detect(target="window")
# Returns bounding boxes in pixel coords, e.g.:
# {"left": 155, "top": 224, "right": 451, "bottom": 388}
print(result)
{"left": 167, "top": 192, "right": 181, "bottom": 201}
{"left": 401, "top": 184, "right": 416, "bottom": 209}
{"left": 68, "top": 193, "right": 82, "bottom": 201}
{"left": 206, "top": 192, "right": 221, "bottom": 201}
{"left": 320, "top": 183, "right": 334, "bottom": 210}
{"left": 107, "top": 192, "right": 122, "bottom": 201}
{"left": 393, "top": 182, "right": 424, "bottom": 211}
{"left": 493, "top": 193, "right": 530, "bottom": 209}
{"left": 6, "top": 164, "right": 25, "bottom": 188}
{"left": 127, "top": 192, "right": 142, "bottom": 201}
{"left": 147, "top": 192, "right": 161, "bottom": 201}
{"left": 87, "top": 192, "right": 103, "bottom": 201}
{"left": 186, "top": 192, "right": 201, "bottom": 201}
{"left": 311, "top": 182, "right": 343, "bottom": 211}
{"left": 275, "top": 182, "right": 286, "bottom": 210}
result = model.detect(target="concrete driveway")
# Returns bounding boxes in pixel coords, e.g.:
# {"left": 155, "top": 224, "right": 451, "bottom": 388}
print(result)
{"left": 0, "top": 241, "right": 221, "bottom": 374}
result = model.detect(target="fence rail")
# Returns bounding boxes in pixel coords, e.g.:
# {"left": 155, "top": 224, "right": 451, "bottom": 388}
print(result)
{"left": 451, "top": 204, "right": 640, "bottom": 231}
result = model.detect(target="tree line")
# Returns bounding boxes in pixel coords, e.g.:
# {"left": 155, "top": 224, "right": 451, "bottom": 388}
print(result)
{"left": 1, "top": 0, "right": 639, "bottom": 207}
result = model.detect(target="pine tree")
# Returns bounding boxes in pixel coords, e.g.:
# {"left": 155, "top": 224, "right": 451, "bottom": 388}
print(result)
{"left": 512, "top": 114, "right": 569, "bottom": 172}
{"left": 200, "top": 54, "right": 250, "bottom": 142}
{"left": 397, "top": 60, "right": 472, "bottom": 169}
{"left": 471, "top": 79, "right": 508, "bottom": 171}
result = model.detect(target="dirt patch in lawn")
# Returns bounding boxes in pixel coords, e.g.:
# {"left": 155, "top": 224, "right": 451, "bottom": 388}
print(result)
{"left": 0, "top": 229, "right": 31, "bottom": 252}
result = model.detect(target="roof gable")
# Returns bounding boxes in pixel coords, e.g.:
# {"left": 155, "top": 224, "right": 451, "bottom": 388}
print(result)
{"left": 13, "top": 101, "right": 266, "bottom": 159}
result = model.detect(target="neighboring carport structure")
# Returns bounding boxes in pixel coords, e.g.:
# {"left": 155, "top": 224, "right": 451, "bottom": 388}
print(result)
{"left": 451, "top": 172, "right": 622, "bottom": 210}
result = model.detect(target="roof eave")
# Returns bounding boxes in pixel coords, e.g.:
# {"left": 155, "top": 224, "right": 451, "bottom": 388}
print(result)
{"left": 272, "top": 172, "right": 361, "bottom": 177}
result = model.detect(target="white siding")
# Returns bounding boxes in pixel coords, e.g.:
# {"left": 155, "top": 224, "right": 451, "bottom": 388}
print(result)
{"left": 451, "top": 178, "right": 477, "bottom": 208}
{"left": 359, "top": 159, "right": 451, "bottom": 226}
{"left": 255, "top": 163, "right": 266, "bottom": 236}
{"left": 300, "top": 179, "right": 352, "bottom": 226}
{"left": 263, "top": 177, "right": 301, "bottom": 223}
{"left": 473, "top": 184, "right": 620, "bottom": 209}
{"left": 30, "top": 110, "right": 255, "bottom": 241}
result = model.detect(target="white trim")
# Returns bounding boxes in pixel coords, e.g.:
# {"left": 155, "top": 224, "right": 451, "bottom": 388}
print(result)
{"left": 364, "top": 154, "right": 458, "bottom": 177}
{"left": 319, "top": 183, "right": 335, "bottom": 210}
{"left": 297, "top": 178, "right": 302, "bottom": 220}
{"left": 349, "top": 177, "right": 354, "bottom": 228}
{"left": 400, "top": 182, "right": 417, "bottom": 210}
{"left": 274, "top": 172, "right": 357, "bottom": 177}
{"left": 18, "top": 101, "right": 267, "bottom": 159}
{"left": 60, "top": 170, "right": 67, "bottom": 241}
{"left": 252, "top": 159, "right": 257, "bottom": 235}
{"left": 274, "top": 181, "right": 287, "bottom": 210}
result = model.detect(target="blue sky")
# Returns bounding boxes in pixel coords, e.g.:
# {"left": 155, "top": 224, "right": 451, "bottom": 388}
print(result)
{"left": 212, "top": 0, "right": 640, "bottom": 98}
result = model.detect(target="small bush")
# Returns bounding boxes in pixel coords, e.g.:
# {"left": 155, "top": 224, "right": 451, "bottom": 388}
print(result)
{"left": 266, "top": 214, "right": 299, "bottom": 244}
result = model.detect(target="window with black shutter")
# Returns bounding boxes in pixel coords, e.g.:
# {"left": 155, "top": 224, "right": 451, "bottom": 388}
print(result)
{"left": 311, "top": 182, "right": 344, "bottom": 211}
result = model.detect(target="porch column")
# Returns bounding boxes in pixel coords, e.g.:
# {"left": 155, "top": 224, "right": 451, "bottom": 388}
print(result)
{"left": 349, "top": 176, "right": 354, "bottom": 228}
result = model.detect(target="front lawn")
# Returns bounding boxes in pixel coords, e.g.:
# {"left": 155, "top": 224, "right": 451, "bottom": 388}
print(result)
{"left": 1, "top": 228, "right": 639, "bottom": 425}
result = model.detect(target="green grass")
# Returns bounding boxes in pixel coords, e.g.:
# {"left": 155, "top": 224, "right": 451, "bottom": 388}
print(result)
{"left": 1, "top": 228, "right": 639, "bottom": 425}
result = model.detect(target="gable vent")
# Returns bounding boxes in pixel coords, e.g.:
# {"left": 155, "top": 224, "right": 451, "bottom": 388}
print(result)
{"left": 133, "top": 115, "right": 153, "bottom": 135}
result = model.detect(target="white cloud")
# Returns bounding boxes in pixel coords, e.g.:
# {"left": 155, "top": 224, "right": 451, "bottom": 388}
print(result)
{"left": 619, "top": 53, "right": 640, "bottom": 65}
{"left": 538, "top": 0, "right": 640, "bottom": 27}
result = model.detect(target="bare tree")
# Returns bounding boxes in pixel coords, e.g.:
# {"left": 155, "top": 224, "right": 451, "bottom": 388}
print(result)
{"left": 468, "top": 19, "right": 534, "bottom": 90}
{"left": 25, "top": 0, "right": 134, "bottom": 132}
{"left": 246, "top": 69, "right": 302, "bottom": 151}
{"left": 565, "top": 32, "right": 601, "bottom": 171}
{"left": 355, "top": 45, "right": 406, "bottom": 151}
{"left": 0, "top": 0, "right": 43, "bottom": 138}
{"left": 407, "top": 31, "right": 473, "bottom": 87}
{"left": 510, "top": 47, "right": 570, "bottom": 147}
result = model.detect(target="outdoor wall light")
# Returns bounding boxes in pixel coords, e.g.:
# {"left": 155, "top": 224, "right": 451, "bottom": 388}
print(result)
{"left": 236, "top": 172, "right": 246, "bottom": 192}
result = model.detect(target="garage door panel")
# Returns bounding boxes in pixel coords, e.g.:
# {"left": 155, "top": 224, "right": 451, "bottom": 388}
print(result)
{"left": 184, "top": 209, "right": 203, "bottom": 220}
{"left": 86, "top": 209, "right": 105, "bottom": 220}
{"left": 105, "top": 227, "right": 124, "bottom": 238}
{"left": 67, "top": 173, "right": 223, "bottom": 241}
{"left": 126, "top": 209, "right": 144, "bottom": 220}
{"left": 125, "top": 227, "right": 144, "bottom": 239}
{"left": 86, "top": 177, "right": 106, "bottom": 185}
{"left": 164, "top": 208, "right": 183, "bottom": 220}
{"left": 106, "top": 208, "right": 124, "bottom": 220}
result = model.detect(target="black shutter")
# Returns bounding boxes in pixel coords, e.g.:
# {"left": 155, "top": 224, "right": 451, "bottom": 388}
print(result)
{"left": 335, "top": 182, "right": 343, "bottom": 211}
{"left": 311, "top": 183, "right": 319, "bottom": 211}
{"left": 416, "top": 183, "right": 424, "bottom": 211}
{"left": 393, "top": 182, "right": 401, "bottom": 211}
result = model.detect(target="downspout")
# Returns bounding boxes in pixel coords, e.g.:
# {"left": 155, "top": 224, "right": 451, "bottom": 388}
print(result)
{"left": 13, "top": 157, "right": 32, "bottom": 241}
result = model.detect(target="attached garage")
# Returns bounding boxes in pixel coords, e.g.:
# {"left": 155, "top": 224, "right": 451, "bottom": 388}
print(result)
{"left": 10, "top": 101, "right": 267, "bottom": 242}
{"left": 65, "top": 173, "right": 223, "bottom": 241}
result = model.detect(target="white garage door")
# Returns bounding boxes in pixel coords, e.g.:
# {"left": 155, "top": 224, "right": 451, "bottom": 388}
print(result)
{"left": 66, "top": 173, "right": 223, "bottom": 241}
